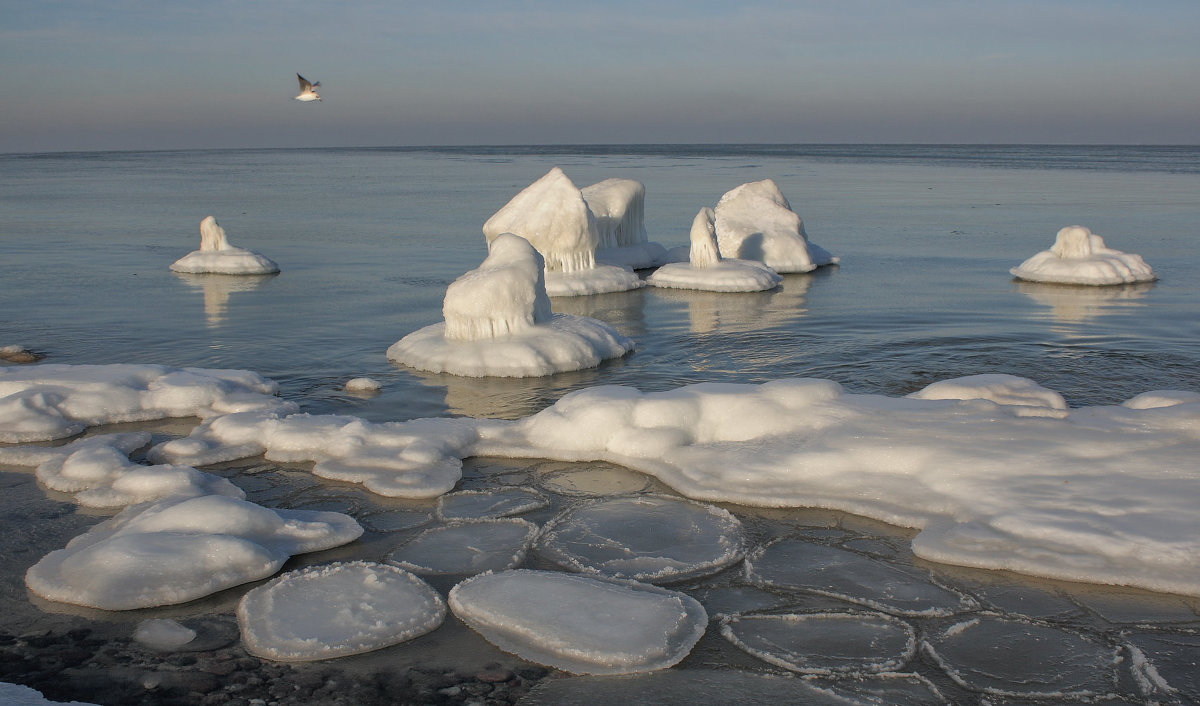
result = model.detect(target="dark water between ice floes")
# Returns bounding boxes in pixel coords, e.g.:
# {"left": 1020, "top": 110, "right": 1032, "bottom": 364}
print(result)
{"left": 2, "top": 145, "right": 1199, "bottom": 704}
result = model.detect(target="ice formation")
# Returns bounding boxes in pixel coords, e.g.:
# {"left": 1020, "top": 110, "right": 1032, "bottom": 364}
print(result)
{"left": 0, "top": 345, "right": 42, "bottom": 363}
{"left": 385, "top": 518, "right": 539, "bottom": 575}
{"left": 713, "top": 179, "right": 838, "bottom": 273}
{"left": 534, "top": 495, "right": 745, "bottom": 583}
{"left": 448, "top": 569, "right": 708, "bottom": 675}
{"left": 133, "top": 619, "right": 198, "bottom": 651}
{"left": 720, "top": 611, "right": 917, "bottom": 674}
{"left": 237, "top": 561, "right": 446, "bottom": 661}
{"left": 387, "top": 234, "right": 635, "bottom": 377}
{"left": 646, "top": 207, "right": 783, "bottom": 292}
{"left": 169, "top": 216, "right": 280, "bottom": 275}
{"left": 481, "top": 168, "right": 643, "bottom": 296}
{"left": 0, "top": 363, "right": 294, "bottom": 443}
{"left": 344, "top": 377, "right": 381, "bottom": 393}
{"left": 436, "top": 487, "right": 549, "bottom": 521}
{"left": 1010, "top": 225, "right": 1156, "bottom": 285}
{"left": 0, "top": 683, "right": 98, "bottom": 706}
{"left": 25, "top": 495, "right": 363, "bottom": 610}
{"left": 0, "top": 432, "right": 244, "bottom": 509}
{"left": 582, "top": 178, "right": 668, "bottom": 269}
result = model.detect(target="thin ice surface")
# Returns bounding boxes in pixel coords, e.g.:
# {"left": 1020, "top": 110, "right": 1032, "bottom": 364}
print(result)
{"left": 448, "top": 569, "right": 708, "bottom": 675}
{"left": 385, "top": 518, "right": 539, "bottom": 575}
{"left": 535, "top": 494, "right": 745, "bottom": 583}
{"left": 436, "top": 487, "right": 549, "bottom": 520}
{"left": 237, "top": 561, "right": 446, "bottom": 661}
{"left": 25, "top": 494, "right": 362, "bottom": 610}
{"left": 720, "top": 611, "right": 917, "bottom": 675}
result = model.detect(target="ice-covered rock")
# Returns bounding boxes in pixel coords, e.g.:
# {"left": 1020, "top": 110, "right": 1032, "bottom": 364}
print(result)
{"left": 583, "top": 178, "right": 669, "bottom": 269}
{"left": 169, "top": 216, "right": 280, "bottom": 275}
{"left": 745, "top": 540, "right": 976, "bottom": 617}
{"left": 448, "top": 569, "right": 708, "bottom": 675}
{"left": 647, "top": 207, "right": 783, "bottom": 292}
{"left": 133, "top": 619, "right": 197, "bottom": 651}
{"left": 1010, "top": 225, "right": 1156, "bottom": 285}
{"left": 25, "top": 494, "right": 363, "bottom": 610}
{"left": 344, "top": 377, "right": 381, "bottom": 393}
{"left": 385, "top": 518, "right": 539, "bottom": 575}
{"left": 713, "top": 179, "right": 837, "bottom": 273}
{"left": 923, "top": 616, "right": 1119, "bottom": 698}
{"left": 720, "top": 611, "right": 917, "bottom": 674}
{"left": 436, "top": 487, "right": 549, "bottom": 521}
{"left": 535, "top": 495, "right": 745, "bottom": 583}
{"left": 0, "top": 345, "right": 43, "bottom": 363}
{"left": 0, "top": 432, "right": 244, "bottom": 509}
{"left": 0, "top": 363, "right": 295, "bottom": 443}
{"left": 387, "top": 234, "right": 634, "bottom": 377}
{"left": 238, "top": 561, "right": 446, "bottom": 661}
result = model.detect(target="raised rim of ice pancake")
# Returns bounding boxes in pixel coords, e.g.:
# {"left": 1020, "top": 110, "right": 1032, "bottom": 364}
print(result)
{"left": 645, "top": 259, "right": 782, "bottom": 292}
{"left": 543, "top": 264, "right": 645, "bottom": 297}
{"left": 386, "top": 313, "right": 634, "bottom": 378}
{"left": 447, "top": 569, "right": 708, "bottom": 675}
{"left": 237, "top": 561, "right": 446, "bottom": 661}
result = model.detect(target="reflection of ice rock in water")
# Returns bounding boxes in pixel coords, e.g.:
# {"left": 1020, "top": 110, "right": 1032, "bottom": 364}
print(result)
{"left": 647, "top": 207, "right": 783, "bottom": 292}
{"left": 720, "top": 611, "right": 917, "bottom": 675}
{"left": 25, "top": 494, "right": 363, "bottom": 610}
{"left": 482, "top": 168, "right": 643, "bottom": 295}
{"left": 387, "top": 234, "right": 635, "bottom": 377}
{"left": 714, "top": 179, "right": 837, "bottom": 273}
{"left": 169, "top": 216, "right": 280, "bottom": 275}
{"left": 1010, "top": 225, "right": 1156, "bottom": 285}
{"left": 443, "top": 233, "right": 553, "bottom": 341}
{"left": 584, "top": 178, "right": 668, "bottom": 269}
{"left": 448, "top": 569, "right": 708, "bottom": 675}
{"left": 238, "top": 561, "right": 446, "bottom": 661}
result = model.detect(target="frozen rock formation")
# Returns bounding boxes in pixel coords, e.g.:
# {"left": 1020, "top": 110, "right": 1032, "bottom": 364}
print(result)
{"left": 647, "top": 207, "right": 783, "bottom": 292}
{"left": 1010, "top": 225, "right": 1156, "bottom": 285}
{"left": 583, "top": 178, "right": 668, "bottom": 269}
{"left": 713, "top": 179, "right": 837, "bottom": 273}
{"left": 169, "top": 216, "right": 280, "bottom": 275}
{"left": 387, "top": 233, "right": 635, "bottom": 377}
{"left": 238, "top": 561, "right": 446, "bottom": 661}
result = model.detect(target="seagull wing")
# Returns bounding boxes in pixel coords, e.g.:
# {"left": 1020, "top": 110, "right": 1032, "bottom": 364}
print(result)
{"left": 297, "top": 74, "right": 312, "bottom": 91}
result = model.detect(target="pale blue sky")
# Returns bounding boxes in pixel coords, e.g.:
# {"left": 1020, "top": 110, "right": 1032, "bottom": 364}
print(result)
{"left": 3, "top": 0, "right": 1198, "bottom": 152}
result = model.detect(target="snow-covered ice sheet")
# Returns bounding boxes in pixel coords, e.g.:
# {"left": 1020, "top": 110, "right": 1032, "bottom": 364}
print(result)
{"left": 25, "top": 495, "right": 362, "bottom": 610}
{"left": 169, "top": 216, "right": 279, "bottom": 275}
{"left": 448, "top": 569, "right": 708, "bottom": 675}
{"left": 237, "top": 561, "right": 445, "bottom": 661}
{"left": 1010, "top": 225, "right": 1156, "bottom": 286}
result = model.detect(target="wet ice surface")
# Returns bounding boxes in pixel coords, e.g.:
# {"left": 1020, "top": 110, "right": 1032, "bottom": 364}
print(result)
{"left": 436, "top": 487, "right": 549, "bottom": 521}
{"left": 385, "top": 518, "right": 539, "bottom": 575}
{"left": 720, "top": 611, "right": 917, "bottom": 675}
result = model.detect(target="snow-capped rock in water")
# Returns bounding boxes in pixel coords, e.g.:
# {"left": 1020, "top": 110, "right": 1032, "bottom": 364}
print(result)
{"left": 720, "top": 611, "right": 917, "bottom": 675}
{"left": 647, "top": 207, "right": 783, "bottom": 292}
{"left": 448, "top": 569, "right": 708, "bottom": 675}
{"left": 385, "top": 518, "right": 539, "bottom": 575}
{"left": 0, "top": 363, "right": 295, "bottom": 443}
{"left": 387, "top": 234, "right": 635, "bottom": 377}
{"left": 237, "top": 561, "right": 446, "bottom": 661}
{"left": 924, "top": 616, "right": 1119, "bottom": 698}
{"left": 582, "top": 178, "right": 668, "bottom": 269}
{"left": 1010, "top": 225, "right": 1156, "bottom": 285}
{"left": 535, "top": 494, "right": 745, "bottom": 583}
{"left": 713, "top": 179, "right": 837, "bottom": 273}
{"left": 0, "top": 345, "right": 43, "bottom": 363}
{"left": 169, "top": 216, "right": 280, "bottom": 275}
{"left": 0, "top": 432, "right": 244, "bottom": 509}
{"left": 436, "top": 487, "right": 549, "bottom": 521}
{"left": 482, "top": 168, "right": 643, "bottom": 295}
{"left": 343, "top": 377, "right": 381, "bottom": 393}
{"left": 25, "top": 495, "right": 362, "bottom": 610}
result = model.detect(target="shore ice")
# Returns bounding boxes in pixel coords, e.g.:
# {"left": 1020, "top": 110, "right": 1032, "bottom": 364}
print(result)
{"left": 169, "top": 216, "right": 280, "bottom": 275}
{"left": 1010, "top": 225, "right": 1156, "bottom": 285}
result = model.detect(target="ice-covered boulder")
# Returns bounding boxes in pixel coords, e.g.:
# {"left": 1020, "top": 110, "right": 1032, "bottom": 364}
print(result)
{"left": 713, "top": 179, "right": 837, "bottom": 273}
{"left": 387, "top": 234, "right": 635, "bottom": 377}
{"left": 583, "top": 178, "right": 668, "bottom": 269}
{"left": 169, "top": 216, "right": 280, "bottom": 275}
{"left": 25, "top": 494, "right": 363, "bottom": 610}
{"left": 448, "top": 569, "right": 708, "bottom": 675}
{"left": 647, "top": 207, "right": 783, "bottom": 292}
{"left": 1010, "top": 225, "right": 1156, "bottom": 285}
{"left": 238, "top": 561, "right": 446, "bottom": 661}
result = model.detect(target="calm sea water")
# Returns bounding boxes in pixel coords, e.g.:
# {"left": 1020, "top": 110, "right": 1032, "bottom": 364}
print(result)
{"left": 3, "top": 144, "right": 1197, "bottom": 422}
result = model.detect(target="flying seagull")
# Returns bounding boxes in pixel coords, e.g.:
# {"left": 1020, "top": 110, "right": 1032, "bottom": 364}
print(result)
{"left": 294, "top": 74, "right": 321, "bottom": 102}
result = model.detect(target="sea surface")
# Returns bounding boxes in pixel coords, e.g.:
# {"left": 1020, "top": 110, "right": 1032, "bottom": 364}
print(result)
{"left": 2, "top": 145, "right": 1199, "bottom": 704}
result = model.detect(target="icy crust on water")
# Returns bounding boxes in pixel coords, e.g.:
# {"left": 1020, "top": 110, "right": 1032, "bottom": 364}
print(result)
{"left": 385, "top": 518, "right": 539, "bottom": 575}
{"left": 720, "top": 611, "right": 917, "bottom": 675}
{"left": 436, "top": 487, "right": 549, "bottom": 521}
{"left": 25, "top": 495, "right": 363, "bottom": 610}
{"left": 647, "top": 207, "right": 783, "bottom": 292}
{"left": 1010, "top": 225, "right": 1156, "bottom": 286}
{"left": 448, "top": 569, "right": 708, "bottom": 675}
{"left": 169, "top": 216, "right": 280, "bottom": 275}
{"left": 713, "top": 179, "right": 838, "bottom": 273}
{"left": 237, "top": 561, "right": 446, "bottom": 662}
{"left": 0, "top": 683, "right": 98, "bottom": 706}
{"left": 0, "top": 432, "right": 244, "bottom": 508}
{"left": 0, "top": 363, "right": 294, "bottom": 443}
{"left": 534, "top": 495, "right": 746, "bottom": 583}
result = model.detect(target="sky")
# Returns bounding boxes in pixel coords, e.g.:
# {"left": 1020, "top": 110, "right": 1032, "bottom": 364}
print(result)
{"left": 2, "top": 0, "right": 1199, "bottom": 152}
